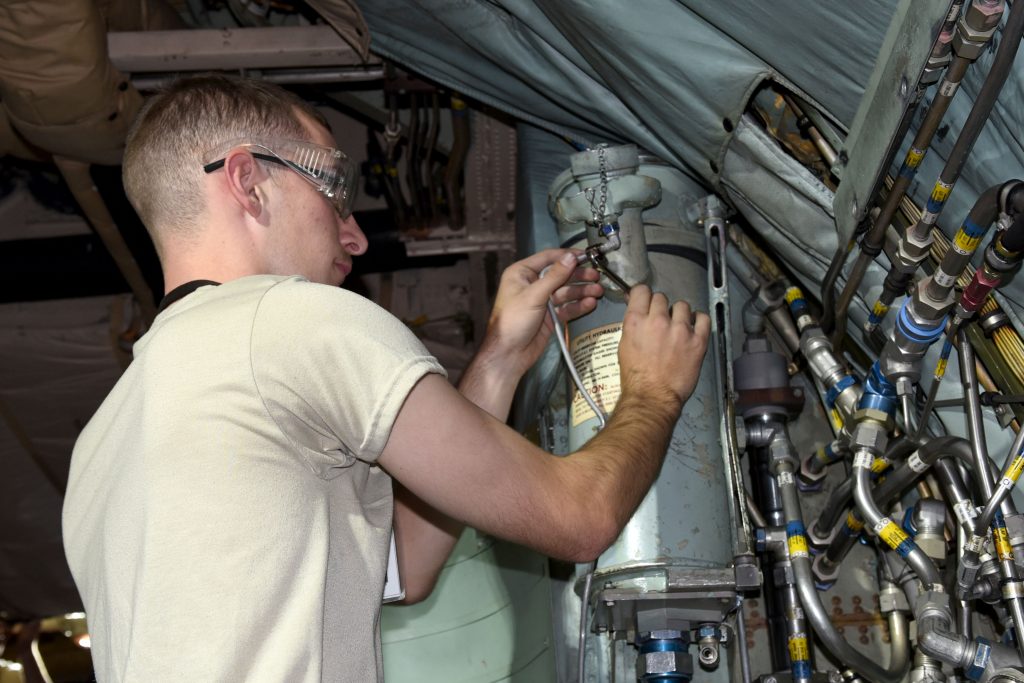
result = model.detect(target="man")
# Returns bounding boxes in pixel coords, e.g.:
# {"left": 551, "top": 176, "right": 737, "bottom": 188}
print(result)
{"left": 62, "top": 75, "right": 710, "bottom": 682}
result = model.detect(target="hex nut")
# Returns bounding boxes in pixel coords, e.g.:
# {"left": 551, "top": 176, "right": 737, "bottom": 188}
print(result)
{"left": 850, "top": 420, "right": 888, "bottom": 455}
{"left": 812, "top": 553, "right": 841, "bottom": 585}
{"left": 636, "top": 650, "right": 693, "bottom": 678}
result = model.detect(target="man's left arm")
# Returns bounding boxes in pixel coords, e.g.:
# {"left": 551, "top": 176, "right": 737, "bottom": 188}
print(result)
{"left": 392, "top": 250, "right": 602, "bottom": 603}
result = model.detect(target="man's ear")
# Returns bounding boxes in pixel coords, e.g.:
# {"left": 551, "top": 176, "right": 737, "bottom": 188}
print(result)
{"left": 221, "top": 150, "right": 268, "bottom": 219}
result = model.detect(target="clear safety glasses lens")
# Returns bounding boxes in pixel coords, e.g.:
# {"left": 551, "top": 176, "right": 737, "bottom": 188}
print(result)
{"left": 203, "top": 138, "right": 358, "bottom": 219}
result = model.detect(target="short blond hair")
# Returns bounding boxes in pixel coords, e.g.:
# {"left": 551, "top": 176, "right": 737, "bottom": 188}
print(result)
{"left": 122, "top": 75, "right": 328, "bottom": 247}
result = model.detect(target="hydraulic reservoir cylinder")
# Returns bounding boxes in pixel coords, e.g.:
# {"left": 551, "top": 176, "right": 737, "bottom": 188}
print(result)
{"left": 547, "top": 147, "right": 735, "bottom": 682}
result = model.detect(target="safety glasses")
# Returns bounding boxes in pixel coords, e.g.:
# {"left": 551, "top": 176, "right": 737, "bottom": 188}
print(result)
{"left": 203, "top": 138, "right": 358, "bottom": 219}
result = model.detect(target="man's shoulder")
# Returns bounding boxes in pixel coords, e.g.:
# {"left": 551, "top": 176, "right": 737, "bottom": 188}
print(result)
{"left": 254, "top": 276, "right": 391, "bottom": 322}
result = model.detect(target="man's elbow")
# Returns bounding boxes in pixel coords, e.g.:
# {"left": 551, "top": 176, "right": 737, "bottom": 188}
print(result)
{"left": 394, "top": 578, "right": 437, "bottom": 605}
{"left": 551, "top": 510, "right": 621, "bottom": 563}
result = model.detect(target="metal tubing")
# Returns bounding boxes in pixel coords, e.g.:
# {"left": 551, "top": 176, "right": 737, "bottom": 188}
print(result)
{"left": 745, "top": 490, "right": 769, "bottom": 530}
{"left": 734, "top": 595, "right": 753, "bottom": 683}
{"left": 776, "top": 461, "right": 908, "bottom": 683}
{"left": 852, "top": 458, "right": 943, "bottom": 588}
{"left": 960, "top": 331, "right": 996, "bottom": 501}
{"left": 887, "top": 611, "right": 911, "bottom": 674}
{"left": 974, "top": 425, "right": 1024, "bottom": 535}
{"left": 935, "top": 457, "right": 977, "bottom": 534}
{"left": 781, "top": 577, "right": 811, "bottom": 683}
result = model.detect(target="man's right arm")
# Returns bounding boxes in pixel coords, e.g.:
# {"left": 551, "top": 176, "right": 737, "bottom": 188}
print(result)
{"left": 378, "top": 285, "right": 710, "bottom": 562}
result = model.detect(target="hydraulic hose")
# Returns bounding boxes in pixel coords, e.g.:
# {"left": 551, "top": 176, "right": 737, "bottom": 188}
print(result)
{"left": 775, "top": 460, "right": 909, "bottom": 683}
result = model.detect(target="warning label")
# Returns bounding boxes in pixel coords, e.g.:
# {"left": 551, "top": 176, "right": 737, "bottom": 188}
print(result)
{"left": 570, "top": 322, "right": 623, "bottom": 427}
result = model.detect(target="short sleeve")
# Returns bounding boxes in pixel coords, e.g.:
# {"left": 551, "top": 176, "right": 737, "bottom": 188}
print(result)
{"left": 250, "top": 278, "right": 446, "bottom": 477}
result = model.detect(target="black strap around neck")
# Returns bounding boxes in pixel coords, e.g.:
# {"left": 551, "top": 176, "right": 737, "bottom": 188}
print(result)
{"left": 158, "top": 280, "right": 221, "bottom": 313}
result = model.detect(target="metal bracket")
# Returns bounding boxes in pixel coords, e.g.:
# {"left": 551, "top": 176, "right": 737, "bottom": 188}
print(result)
{"left": 832, "top": 0, "right": 954, "bottom": 245}
{"left": 696, "top": 196, "right": 755, "bottom": 562}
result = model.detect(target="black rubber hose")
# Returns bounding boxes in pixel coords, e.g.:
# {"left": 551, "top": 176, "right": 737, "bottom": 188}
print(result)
{"left": 1001, "top": 211, "right": 1024, "bottom": 252}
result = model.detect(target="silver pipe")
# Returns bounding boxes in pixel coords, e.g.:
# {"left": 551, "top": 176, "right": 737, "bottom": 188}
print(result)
{"left": 974, "top": 425, "right": 1024, "bottom": 535}
{"left": 900, "top": 392, "right": 916, "bottom": 436}
{"left": 745, "top": 490, "right": 769, "bottom": 529}
{"left": 959, "top": 331, "right": 996, "bottom": 500}
{"left": 577, "top": 565, "right": 594, "bottom": 683}
{"left": 781, "top": 578, "right": 811, "bottom": 683}
{"left": 851, "top": 453, "right": 943, "bottom": 588}
{"left": 887, "top": 611, "right": 911, "bottom": 674}
{"left": 776, "top": 461, "right": 907, "bottom": 683}
{"left": 734, "top": 594, "right": 752, "bottom": 683}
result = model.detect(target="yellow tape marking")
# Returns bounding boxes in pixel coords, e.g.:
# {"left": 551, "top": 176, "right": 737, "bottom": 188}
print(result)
{"left": 788, "top": 636, "right": 810, "bottom": 662}
{"left": 788, "top": 534, "right": 809, "bottom": 557}
{"left": 1009, "top": 456, "right": 1024, "bottom": 483}
{"left": 932, "top": 182, "right": 952, "bottom": 203}
{"left": 953, "top": 231, "right": 982, "bottom": 253}
{"left": 995, "top": 526, "right": 1014, "bottom": 561}
{"left": 878, "top": 520, "right": 910, "bottom": 551}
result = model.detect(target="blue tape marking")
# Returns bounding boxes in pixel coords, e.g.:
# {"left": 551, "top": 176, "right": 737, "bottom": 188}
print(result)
{"left": 966, "top": 638, "right": 992, "bottom": 681}
{"left": 898, "top": 163, "right": 916, "bottom": 180}
{"left": 792, "top": 661, "right": 811, "bottom": 679}
{"left": 926, "top": 197, "right": 945, "bottom": 214}
{"left": 788, "top": 299, "right": 808, "bottom": 316}
{"left": 994, "top": 509, "right": 1006, "bottom": 529}
{"left": 940, "top": 339, "right": 953, "bottom": 360}
{"left": 826, "top": 375, "right": 857, "bottom": 407}
{"left": 895, "top": 539, "right": 915, "bottom": 558}
{"left": 897, "top": 300, "right": 945, "bottom": 343}
{"left": 962, "top": 219, "right": 987, "bottom": 238}
{"left": 786, "top": 520, "right": 807, "bottom": 538}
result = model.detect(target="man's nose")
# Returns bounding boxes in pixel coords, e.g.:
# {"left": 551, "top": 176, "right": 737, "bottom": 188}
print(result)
{"left": 340, "top": 215, "right": 368, "bottom": 255}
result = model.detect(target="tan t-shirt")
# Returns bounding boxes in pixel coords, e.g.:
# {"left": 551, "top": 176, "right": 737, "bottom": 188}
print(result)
{"left": 63, "top": 275, "right": 445, "bottom": 682}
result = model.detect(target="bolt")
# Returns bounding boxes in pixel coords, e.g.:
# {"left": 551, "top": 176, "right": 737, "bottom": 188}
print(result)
{"left": 765, "top": 677, "right": 778, "bottom": 683}
{"left": 899, "top": 76, "right": 909, "bottom": 98}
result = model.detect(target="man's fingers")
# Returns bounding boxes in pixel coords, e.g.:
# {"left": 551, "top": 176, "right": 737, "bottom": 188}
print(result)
{"left": 515, "top": 248, "right": 583, "bottom": 276}
{"left": 693, "top": 311, "right": 712, "bottom": 339}
{"left": 670, "top": 300, "right": 693, "bottom": 326}
{"left": 550, "top": 282, "right": 604, "bottom": 307}
{"left": 555, "top": 297, "right": 599, "bottom": 323}
{"left": 649, "top": 291, "right": 670, "bottom": 317}
{"left": 626, "top": 284, "right": 652, "bottom": 315}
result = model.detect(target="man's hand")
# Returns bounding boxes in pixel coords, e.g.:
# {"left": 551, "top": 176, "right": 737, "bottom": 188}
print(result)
{"left": 479, "top": 249, "right": 603, "bottom": 378}
{"left": 618, "top": 285, "right": 711, "bottom": 409}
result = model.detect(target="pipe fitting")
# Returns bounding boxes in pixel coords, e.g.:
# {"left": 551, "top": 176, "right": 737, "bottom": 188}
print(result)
{"left": 913, "top": 499, "right": 949, "bottom": 563}
{"left": 954, "top": 0, "right": 1005, "bottom": 60}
